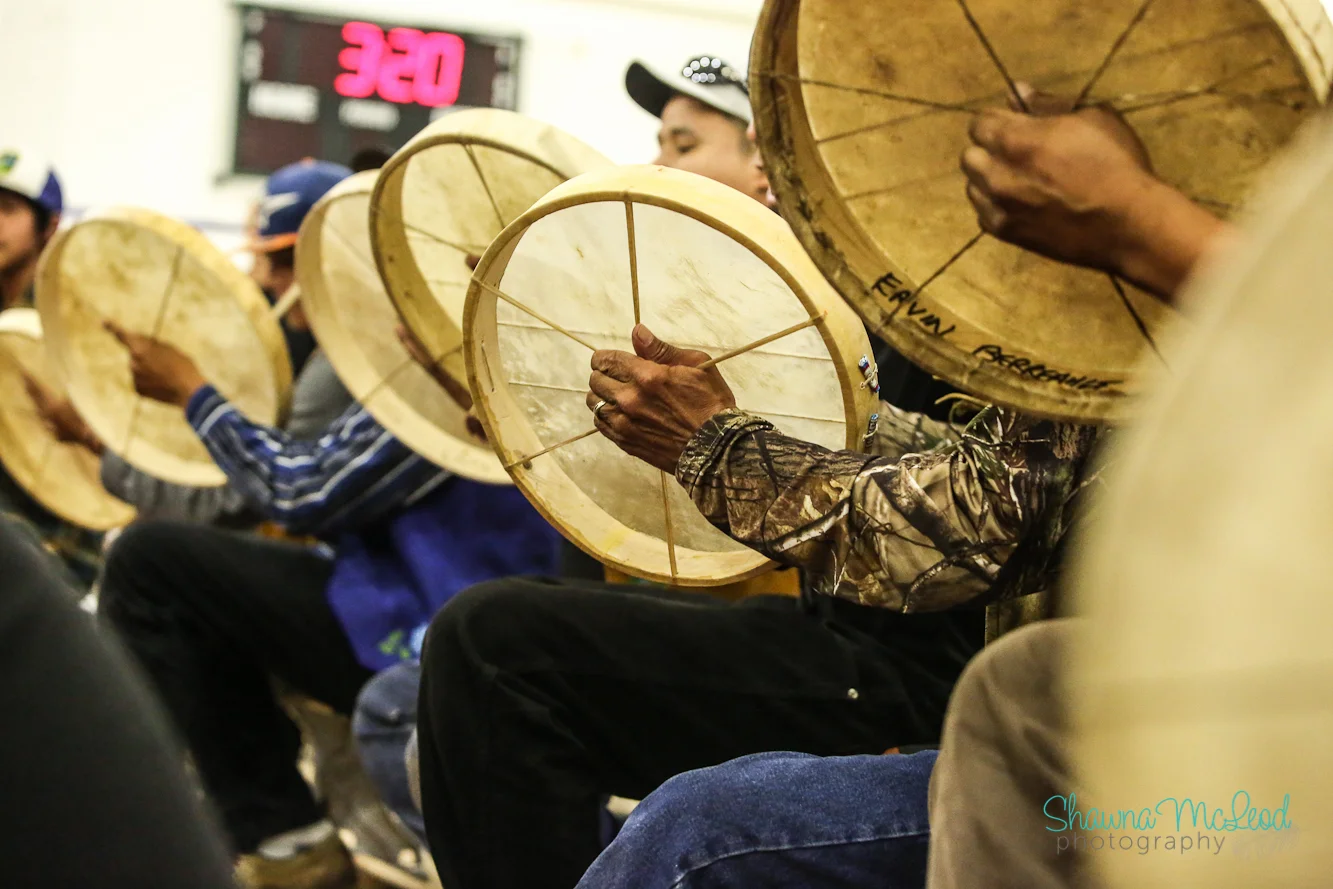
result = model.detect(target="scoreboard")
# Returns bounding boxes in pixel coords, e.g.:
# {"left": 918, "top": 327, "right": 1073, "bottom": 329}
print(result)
{"left": 233, "top": 5, "right": 521, "bottom": 175}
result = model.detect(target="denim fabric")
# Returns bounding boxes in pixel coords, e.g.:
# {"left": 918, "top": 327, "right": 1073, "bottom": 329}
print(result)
{"left": 352, "top": 662, "right": 425, "bottom": 842}
{"left": 578, "top": 750, "right": 936, "bottom": 889}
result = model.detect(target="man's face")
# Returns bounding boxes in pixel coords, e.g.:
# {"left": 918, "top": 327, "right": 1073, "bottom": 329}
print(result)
{"left": 654, "top": 95, "right": 770, "bottom": 204}
{"left": 0, "top": 190, "right": 45, "bottom": 275}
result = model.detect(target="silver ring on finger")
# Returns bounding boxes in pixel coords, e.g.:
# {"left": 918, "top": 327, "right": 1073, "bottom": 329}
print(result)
{"left": 592, "top": 399, "right": 611, "bottom": 422}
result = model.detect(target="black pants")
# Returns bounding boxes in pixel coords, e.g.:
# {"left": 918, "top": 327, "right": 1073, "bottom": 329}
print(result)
{"left": 99, "top": 521, "right": 374, "bottom": 853}
{"left": 417, "top": 577, "right": 983, "bottom": 889}
{"left": 0, "top": 517, "right": 235, "bottom": 887}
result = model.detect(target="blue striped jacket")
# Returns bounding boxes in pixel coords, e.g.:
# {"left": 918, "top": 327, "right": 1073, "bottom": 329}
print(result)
{"left": 185, "top": 385, "right": 562, "bottom": 669}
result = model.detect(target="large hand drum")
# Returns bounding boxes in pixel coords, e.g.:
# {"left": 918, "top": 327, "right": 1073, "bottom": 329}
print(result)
{"left": 465, "top": 165, "right": 879, "bottom": 586}
{"left": 752, "top": 0, "right": 1333, "bottom": 422}
{"left": 370, "top": 108, "right": 612, "bottom": 388}
{"left": 36, "top": 208, "right": 292, "bottom": 487}
{"left": 297, "top": 172, "right": 508, "bottom": 484}
{"left": 1067, "top": 117, "right": 1333, "bottom": 885}
{"left": 0, "top": 308, "right": 136, "bottom": 530}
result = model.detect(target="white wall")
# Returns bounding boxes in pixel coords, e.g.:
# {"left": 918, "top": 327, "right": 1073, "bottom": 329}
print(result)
{"left": 0, "top": 0, "right": 762, "bottom": 248}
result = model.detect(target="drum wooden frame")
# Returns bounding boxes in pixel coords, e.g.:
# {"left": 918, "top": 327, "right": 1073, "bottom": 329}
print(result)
{"left": 36, "top": 207, "right": 292, "bottom": 487}
{"left": 464, "top": 164, "right": 878, "bottom": 586}
{"left": 297, "top": 171, "right": 510, "bottom": 484}
{"left": 0, "top": 308, "right": 136, "bottom": 530}
{"left": 369, "top": 108, "right": 612, "bottom": 389}
{"left": 751, "top": 0, "right": 1333, "bottom": 422}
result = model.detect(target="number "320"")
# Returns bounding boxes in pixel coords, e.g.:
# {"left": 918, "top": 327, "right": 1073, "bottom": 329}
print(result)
{"left": 335, "top": 21, "right": 465, "bottom": 107}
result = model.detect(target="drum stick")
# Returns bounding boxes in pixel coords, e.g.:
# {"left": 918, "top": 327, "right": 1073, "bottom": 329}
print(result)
{"left": 475, "top": 281, "right": 597, "bottom": 352}
{"left": 659, "top": 471, "right": 679, "bottom": 580}
{"left": 269, "top": 285, "right": 302, "bottom": 320}
{"left": 625, "top": 202, "right": 642, "bottom": 326}
{"left": 504, "top": 427, "right": 600, "bottom": 470}
{"left": 696, "top": 314, "right": 825, "bottom": 370}
{"left": 500, "top": 315, "right": 830, "bottom": 471}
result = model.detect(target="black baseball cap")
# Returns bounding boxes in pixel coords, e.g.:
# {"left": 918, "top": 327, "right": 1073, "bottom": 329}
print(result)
{"left": 625, "top": 56, "right": 752, "bottom": 124}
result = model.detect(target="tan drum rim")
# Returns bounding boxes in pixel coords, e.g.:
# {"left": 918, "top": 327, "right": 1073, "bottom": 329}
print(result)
{"left": 749, "top": 0, "right": 1323, "bottom": 424}
{"left": 368, "top": 132, "right": 576, "bottom": 387}
{"left": 0, "top": 308, "right": 137, "bottom": 530}
{"left": 35, "top": 206, "right": 292, "bottom": 488}
{"left": 464, "top": 166, "right": 877, "bottom": 586}
{"left": 298, "top": 173, "right": 512, "bottom": 485}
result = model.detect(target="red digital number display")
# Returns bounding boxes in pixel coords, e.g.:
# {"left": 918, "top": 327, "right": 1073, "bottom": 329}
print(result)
{"left": 334, "top": 22, "right": 466, "bottom": 107}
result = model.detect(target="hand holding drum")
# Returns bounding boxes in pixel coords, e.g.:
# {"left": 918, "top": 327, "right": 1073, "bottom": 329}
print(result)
{"left": 22, "top": 374, "right": 102, "bottom": 454}
{"left": 586, "top": 325, "right": 736, "bottom": 474}
{"left": 103, "top": 320, "right": 207, "bottom": 409}
{"left": 751, "top": 0, "right": 1330, "bottom": 421}
{"left": 0, "top": 308, "right": 135, "bottom": 529}
{"left": 960, "top": 83, "right": 1229, "bottom": 302}
{"left": 463, "top": 163, "right": 877, "bottom": 586}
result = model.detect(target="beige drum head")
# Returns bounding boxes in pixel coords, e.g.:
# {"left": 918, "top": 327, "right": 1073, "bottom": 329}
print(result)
{"left": 465, "top": 165, "right": 879, "bottom": 586}
{"left": 751, "top": 0, "right": 1333, "bottom": 423}
{"left": 370, "top": 108, "right": 613, "bottom": 388}
{"left": 0, "top": 308, "right": 135, "bottom": 531}
{"left": 297, "top": 172, "right": 509, "bottom": 484}
{"left": 1067, "top": 118, "right": 1333, "bottom": 885}
{"left": 36, "top": 208, "right": 292, "bottom": 487}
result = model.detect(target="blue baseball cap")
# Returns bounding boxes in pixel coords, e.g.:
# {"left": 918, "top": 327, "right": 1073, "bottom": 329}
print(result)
{"left": 251, "top": 158, "right": 351, "bottom": 252}
{"left": 0, "top": 147, "right": 64, "bottom": 217}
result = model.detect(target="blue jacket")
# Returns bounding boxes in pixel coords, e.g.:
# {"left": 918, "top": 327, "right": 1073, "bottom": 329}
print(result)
{"left": 187, "top": 385, "right": 561, "bottom": 669}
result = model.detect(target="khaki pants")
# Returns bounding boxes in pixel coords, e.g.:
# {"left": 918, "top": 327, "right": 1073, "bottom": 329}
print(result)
{"left": 928, "top": 619, "right": 1086, "bottom": 889}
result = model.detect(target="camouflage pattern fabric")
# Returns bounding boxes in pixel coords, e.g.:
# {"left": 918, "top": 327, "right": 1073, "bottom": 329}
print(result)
{"left": 676, "top": 402, "right": 1100, "bottom": 632}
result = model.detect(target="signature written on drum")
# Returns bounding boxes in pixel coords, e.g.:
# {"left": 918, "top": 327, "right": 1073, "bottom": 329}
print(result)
{"left": 973, "top": 345, "right": 1122, "bottom": 393}
{"left": 871, "top": 272, "right": 956, "bottom": 338}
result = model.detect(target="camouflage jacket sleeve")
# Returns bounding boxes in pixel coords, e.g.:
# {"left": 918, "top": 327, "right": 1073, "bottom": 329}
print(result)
{"left": 675, "top": 404, "right": 1095, "bottom": 612}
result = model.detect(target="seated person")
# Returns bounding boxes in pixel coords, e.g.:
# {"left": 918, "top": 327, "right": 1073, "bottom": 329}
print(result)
{"left": 96, "top": 194, "right": 563, "bottom": 887}
{"left": 628, "top": 55, "right": 954, "bottom": 417}
{"left": 0, "top": 513, "right": 236, "bottom": 888}
{"left": 411, "top": 76, "right": 1099, "bottom": 889}
{"left": 349, "top": 52, "right": 817, "bottom": 844}
{"left": 571, "top": 89, "right": 1231, "bottom": 889}
{"left": 29, "top": 160, "right": 356, "bottom": 529}
{"left": 0, "top": 148, "right": 103, "bottom": 587}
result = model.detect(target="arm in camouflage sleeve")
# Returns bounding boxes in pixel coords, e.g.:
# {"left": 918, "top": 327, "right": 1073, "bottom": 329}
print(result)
{"left": 675, "top": 403, "right": 1052, "bottom": 612}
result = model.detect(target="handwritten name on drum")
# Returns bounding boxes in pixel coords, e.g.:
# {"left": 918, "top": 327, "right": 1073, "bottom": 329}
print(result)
{"left": 973, "top": 345, "right": 1122, "bottom": 393}
{"left": 871, "top": 273, "right": 956, "bottom": 338}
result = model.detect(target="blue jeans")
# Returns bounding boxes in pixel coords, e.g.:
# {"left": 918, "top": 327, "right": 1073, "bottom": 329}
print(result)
{"left": 352, "top": 662, "right": 425, "bottom": 842}
{"left": 577, "top": 750, "right": 936, "bottom": 889}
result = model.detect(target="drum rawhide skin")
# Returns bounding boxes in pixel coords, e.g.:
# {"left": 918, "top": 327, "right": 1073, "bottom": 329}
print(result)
{"left": 0, "top": 308, "right": 136, "bottom": 530}
{"left": 369, "top": 108, "right": 613, "bottom": 390}
{"left": 464, "top": 164, "right": 879, "bottom": 587}
{"left": 36, "top": 207, "right": 292, "bottom": 487}
{"left": 1067, "top": 117, "right": 1333, "bottom": 886}
{"left": 296, "top": 171, "right": 509, "bottom": 484}
{"left": 751, "top": 0, "right": 1333, "bottom": 422}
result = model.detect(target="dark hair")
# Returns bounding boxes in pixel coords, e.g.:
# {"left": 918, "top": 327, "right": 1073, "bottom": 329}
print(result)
{"left": 267, "top": 246, "right": 295, "bottom": 271}
{"left": 29, "top": 201, "right": 52, "bottom": 237}
{"left": 349, "top": 146, "right": 393, "bottom": 173}
{"left": 0, "top": 186, "right": 51, "bottom": 235}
